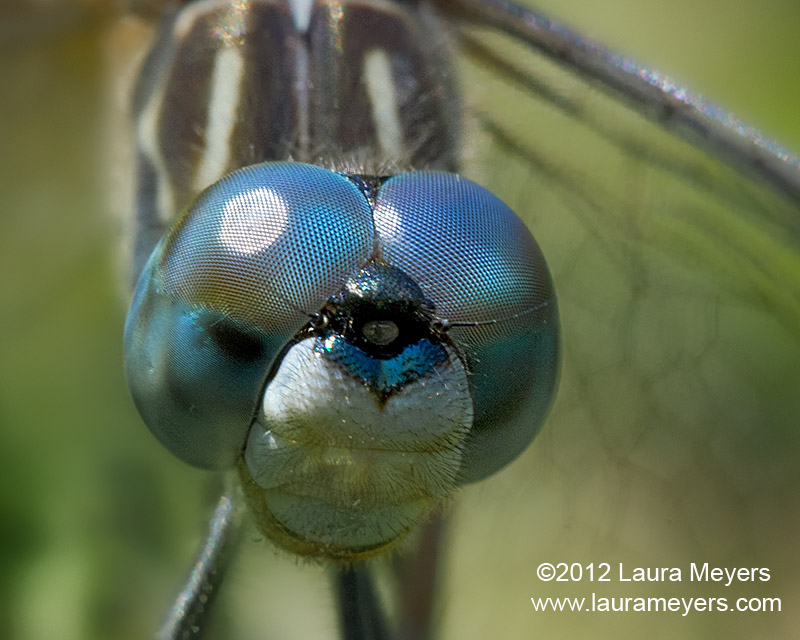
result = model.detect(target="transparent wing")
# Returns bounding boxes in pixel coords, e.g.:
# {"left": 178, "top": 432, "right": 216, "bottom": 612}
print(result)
{"left": 441, "top": 2, "right": 800, "bottom": 639}
{"left": 449, "top": 0, "right": 800, "bottom": 201}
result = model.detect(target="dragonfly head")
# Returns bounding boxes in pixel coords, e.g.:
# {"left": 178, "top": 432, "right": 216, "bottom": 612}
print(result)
{"left": 124, "top": 161, "right": 560, "bottom": 560}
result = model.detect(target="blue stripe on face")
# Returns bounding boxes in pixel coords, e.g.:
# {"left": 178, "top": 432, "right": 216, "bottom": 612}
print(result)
{"left": 315, "top": 335, "right": 450, "bottom": 401}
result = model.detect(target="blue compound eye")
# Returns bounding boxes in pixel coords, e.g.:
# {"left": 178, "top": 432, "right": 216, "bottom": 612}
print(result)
{"left": 374, "top": 172, "right": 559, "bottom": 482}
{"left": 125, "top": 161, "right": 559, "bottom": 557}
{"left": 124, "top": 162, "right": 374, "bottom": 468}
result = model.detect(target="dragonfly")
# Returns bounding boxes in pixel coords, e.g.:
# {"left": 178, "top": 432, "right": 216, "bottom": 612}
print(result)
{"left": 2, "top": 1, "right": 799, "bottom": 639}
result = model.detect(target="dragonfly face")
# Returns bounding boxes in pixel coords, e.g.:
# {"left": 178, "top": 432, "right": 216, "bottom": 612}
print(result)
{"left": 125, "top": 165, "right": 559, "bottom": 560}
{"left": 4, "top": 1, "right": 799, "bottom": 639}
{"left": 123, "top": 0, "right": 559, "bottom": 567}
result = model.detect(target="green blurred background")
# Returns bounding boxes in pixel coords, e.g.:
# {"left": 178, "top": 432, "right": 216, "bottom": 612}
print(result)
{"left": 1, "top": 1, "right": 798, "bottom": 639}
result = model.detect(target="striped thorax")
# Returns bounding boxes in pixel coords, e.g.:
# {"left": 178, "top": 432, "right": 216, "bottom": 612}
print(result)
{"left": 131, "top": 0, "right": 461, "bottom": 277}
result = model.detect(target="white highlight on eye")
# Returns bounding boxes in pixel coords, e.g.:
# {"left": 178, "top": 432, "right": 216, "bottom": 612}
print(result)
{"left": 373, "top": 200, "right": 404, "bottom": 242}
{"left": 194, "top": 46, "right": 245, "bottom": 191}
{"left": 218, "top": 186, "right": 289, "bottom": 255}
{"left": 364, "top": 49, "right": 403, "bottom": 157}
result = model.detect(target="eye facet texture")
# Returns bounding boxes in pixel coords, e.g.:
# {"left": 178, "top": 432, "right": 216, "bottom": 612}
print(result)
{"left": 125, "top": 163, "right": 374, "bottom": 468}
{"left": 125, "top": 162, "right": 559, "bottom": 482}
{"left": 374, "top": 172, "right": 560, "bottom": 481}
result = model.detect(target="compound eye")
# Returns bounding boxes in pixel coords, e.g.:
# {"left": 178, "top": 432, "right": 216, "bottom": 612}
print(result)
{"left": 373, "top": 172, "right": 560, "bottom": 482}
{"left": 124, "top": 162, "right": 374, "bottom": 469}
{"left": 161, "top": 162, "right": 374, "bottom": 333}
